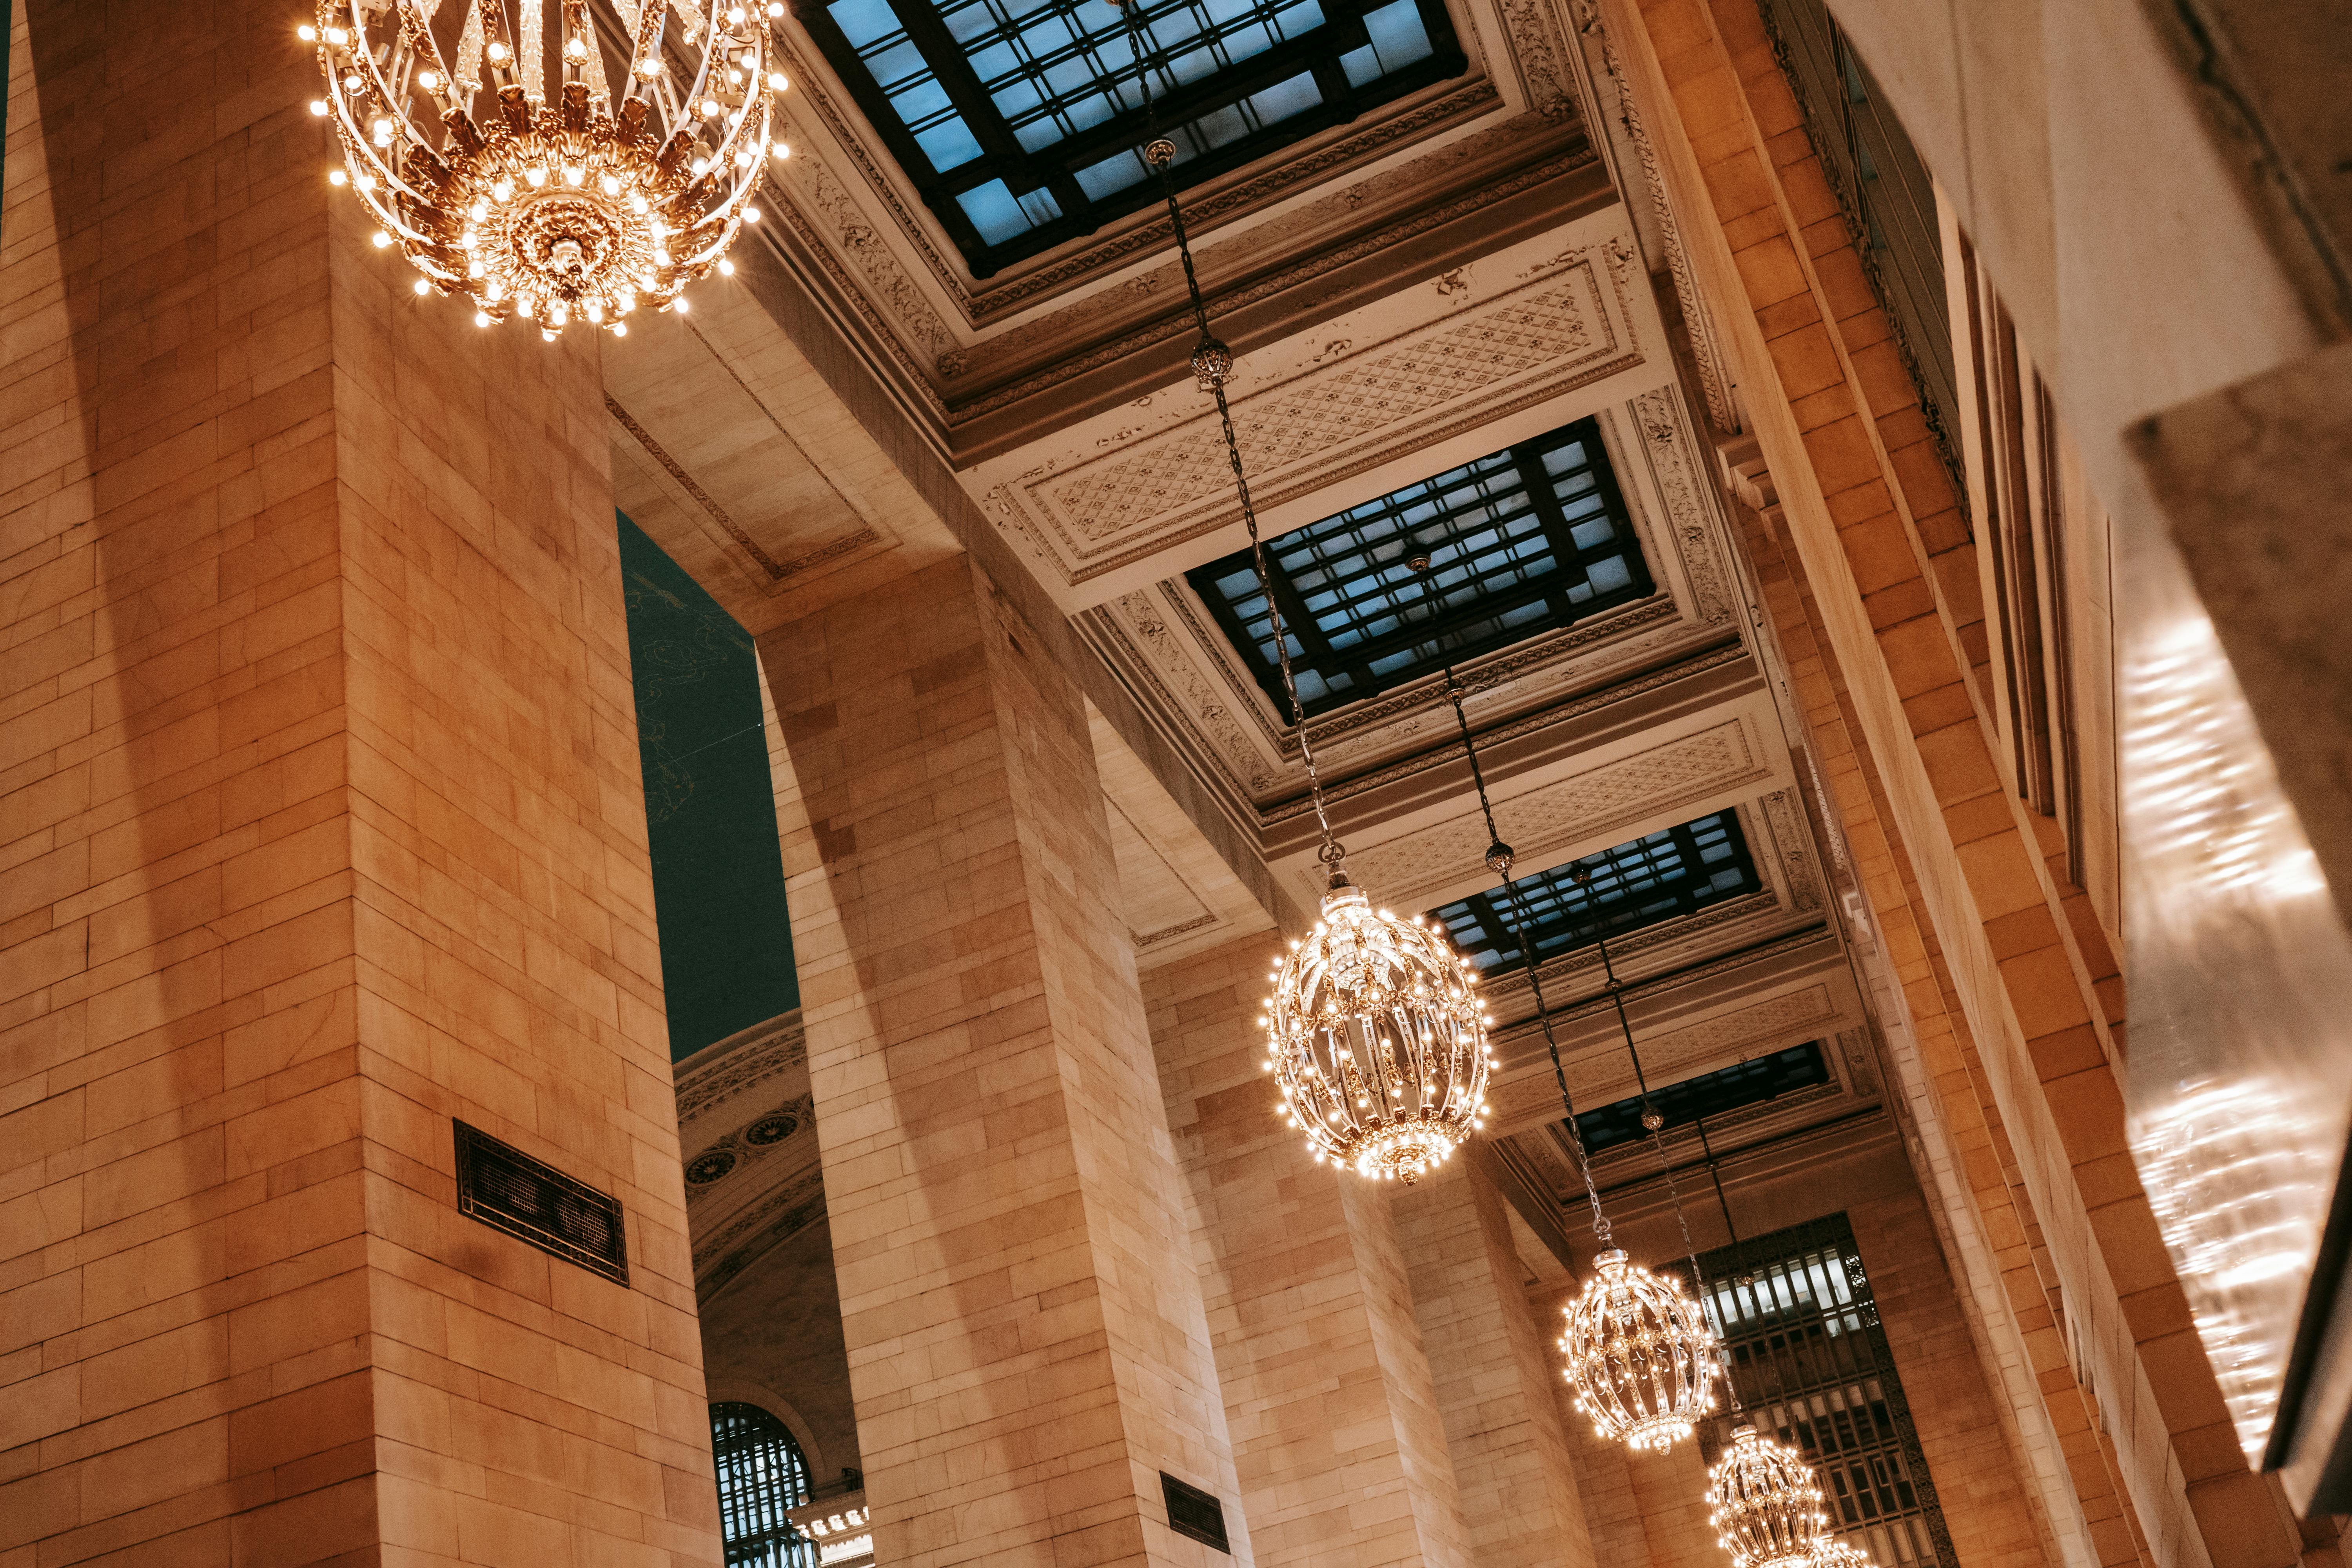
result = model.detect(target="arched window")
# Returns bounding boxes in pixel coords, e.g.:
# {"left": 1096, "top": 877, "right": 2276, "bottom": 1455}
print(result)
{"left": 710, "top": 1402, "right": 817, "bottom": 1567}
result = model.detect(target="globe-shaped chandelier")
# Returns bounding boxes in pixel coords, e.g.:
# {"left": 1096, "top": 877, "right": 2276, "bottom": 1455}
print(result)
{"left": 304, "top": 0, "right": 786, "bottom": 336}
{"left": 1559, "top": 1247, "right": 1724, "bottom": 1451}
{"left": 1264, "top": 881, "right": 1494, "bottom": 1183}
{"left": 1708, "top": 1424, "right": 1834, "bottom": 1568}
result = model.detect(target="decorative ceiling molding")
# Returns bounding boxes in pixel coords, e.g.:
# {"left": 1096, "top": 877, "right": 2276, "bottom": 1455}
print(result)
{"left": 1486, "top": 979, "right": 1846, "bottom": 1130}
{"left": 980, "top": 230, "right": 1644, "bottom": 592}
{"left": 1074, "top": 377, "right": 1743, "bottom": 825}
{"left": 676, "top": 1010, "right": 808, "bottom": 1128}
{"left": 1343, "top": 717, "right": 1767, "bottom": 909}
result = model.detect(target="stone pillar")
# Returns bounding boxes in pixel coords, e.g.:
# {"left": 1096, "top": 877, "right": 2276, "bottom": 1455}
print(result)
{"left": 758, "top": 555, "right": 1251, "bottom": 1568}
{"left": 1593, "top": 0, "right": 2311, "bottom": 1564}
{"left": 1, "top": 2, "right": 717, "bottom": 1563}
{"left": 1396, "top": 1152, "right": 1597, "bottom": 1568}
{"left": 1146, "top": 933, "right": 1474, "bottom": 1568}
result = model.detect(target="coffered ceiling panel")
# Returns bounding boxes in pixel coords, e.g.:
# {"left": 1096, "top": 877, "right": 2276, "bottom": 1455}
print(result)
{"left": 973, "top": 210, "right": 1657, "bottom": 606}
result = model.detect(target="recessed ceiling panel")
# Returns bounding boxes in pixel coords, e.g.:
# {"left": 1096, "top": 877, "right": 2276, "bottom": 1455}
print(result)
{"left": 1185, "top": 415, "right": 1653, "bottom": 718}
{"left": 1568, "top": 1041, "right": 1831, "bottom": 1152}
{"left": 1433, "top": 810, "right": 1761, "bottom": 974}
{"left": 799, "top": 0, "right": 1465, "bottom": 274}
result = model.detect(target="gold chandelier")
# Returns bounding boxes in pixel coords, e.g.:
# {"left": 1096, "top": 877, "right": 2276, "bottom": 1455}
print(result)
{"left": 1099, "top": 6, "right": 1494, "bottom": 1183}
{"left": 1263, "top": 886, "right": 1494, "bottom": 1183}
{"left": 1559, "top": 1247, "right": 1723, "bottom": 1451}
{"left": 304, "top": 0, "right": 786, "bottom": 336}
{"left": 1421, "top": 650, "right": 1724, "bottom": 1446}
{"left": 1708, "top": 1424, "right": 1835, "bottom": 1568}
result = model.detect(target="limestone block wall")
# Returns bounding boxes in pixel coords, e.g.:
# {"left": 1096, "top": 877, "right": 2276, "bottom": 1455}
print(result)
{"left": 0, "top": 0, "right": 719, "bottom": 1561}
{"left": 1144, "top": 931, "right": 1474, "bottom": 1567}
{"left": 1396, "top": 1151, "right": 1597, "bottom": 1568}
{"left": 757, "top": 554, "right": 1249, "bottom": 1568}
{"left": 1589, "top": 0, "right": 2311, "bottom": 1564}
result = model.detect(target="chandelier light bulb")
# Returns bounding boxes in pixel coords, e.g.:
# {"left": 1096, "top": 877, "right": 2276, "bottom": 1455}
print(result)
{"left": 1707, "top": 1425, "right": 1835, "bottom": 1568}
{"left": 307, "top": 0, "right": 779, "bottom": 336}
{"left": 1261, "top": 881, "right": 1493, "bottom": 1184}
{"left": 1559, "top": 1248, "right": 1723, "bottom": 1452}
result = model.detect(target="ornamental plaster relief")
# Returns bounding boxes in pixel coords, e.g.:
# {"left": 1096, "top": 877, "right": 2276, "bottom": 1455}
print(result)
{"left": 672, "top": 1010, "right": 838, "bottom": 1296}
{"left": 750, "top": 0, "right": 1586, "bottom": 386}
{"left": 978, "top": 220, "right": 1647, "bottom": 597}
{"left": 1484, "top": 978, "right": 1848, "bottom": 1131}
{"left": 1340, "top": 718, "right": 1769, "bottom": 910}
{"left": 1073, "top": 374, "right": 1740, "bottom": 826}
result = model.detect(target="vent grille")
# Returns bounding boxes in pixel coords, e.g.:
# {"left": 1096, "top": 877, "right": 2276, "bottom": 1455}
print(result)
{"left": 1161, "top": 1473, "right": 1230, "bottom": 1553}
{"left": 454, "top": 1120, "right": 630, "bottom": 1285}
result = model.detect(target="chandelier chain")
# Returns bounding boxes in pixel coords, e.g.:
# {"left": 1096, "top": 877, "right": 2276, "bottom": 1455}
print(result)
{"left": 1437, "top": 662, "right": 1609, "bottom": 1244}
{"left": 1119, "top": 0, "right": 1344, "bottom": 871}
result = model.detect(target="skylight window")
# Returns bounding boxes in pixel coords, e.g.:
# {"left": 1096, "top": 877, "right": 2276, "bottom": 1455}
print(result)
{"left": 1569, "top": 1043, "right": 1831, "bottom": 1153}
{"left": 801, "top": 0, "right": 1463, "bottom": 274}
{"left": 1186, "top": 416, "right": 1651, "bottom": 718}
{"left": 1430, "top": 811, "right": 1762, "bottom": 975}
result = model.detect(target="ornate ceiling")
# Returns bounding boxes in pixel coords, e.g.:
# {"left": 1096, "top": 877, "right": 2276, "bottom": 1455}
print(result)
{"left": 627, "top": 0, "right": 1891, "bottom": 1268}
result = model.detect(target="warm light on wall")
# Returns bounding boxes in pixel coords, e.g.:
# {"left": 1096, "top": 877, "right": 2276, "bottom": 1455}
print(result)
{"left": 2121, "top": 548, "right": 2352, "bottom": 1468}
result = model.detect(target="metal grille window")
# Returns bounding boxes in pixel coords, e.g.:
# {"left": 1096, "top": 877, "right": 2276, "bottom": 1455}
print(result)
{"left": 1572, "top": 1042, "right": 1829, "bottom": 1153}
{"left": 1430, "top": 811, "right": 1760, "bottom": 975}
{"left": 1187, "top": 417, "right": 1651, "bottom": 718}
{"left": 800, "top": 0, "right": 1463, "bottom": 274}
{"left": 1695, "top": 1216, "right": 1958, "bottom": 1568}
{"left": 1757, "top": 0, "right": 1961, "bottom": 491}
{"left": 712, "top": 1403, "right": 818, "bottom": 1568}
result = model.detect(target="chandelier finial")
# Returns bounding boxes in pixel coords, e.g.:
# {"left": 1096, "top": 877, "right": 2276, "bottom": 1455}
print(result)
{"left": 305, "top": 0, "right": 785, "bottom": 337}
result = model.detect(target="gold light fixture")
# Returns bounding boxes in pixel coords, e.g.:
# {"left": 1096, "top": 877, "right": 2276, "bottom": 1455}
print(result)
{"left": 305, "top": 0, "right": 786, "bottom": 337}
{"left": 1262, "top": 886, "right": 1494, "bottom": 1183}
{"left": 1707, "top": 1424, "right": 1834, "bottom": 1568}
{"left": 1560, "top": 1248, "right": 1722, "bottom": 1452}
{"left": 1425, "top": 647, "right": 1723, "bottom": 1448}
{"left": 1101, "top": 6, "right": 1493, "bottom": 1184}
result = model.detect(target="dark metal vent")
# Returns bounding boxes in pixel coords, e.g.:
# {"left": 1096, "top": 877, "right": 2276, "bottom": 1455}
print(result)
{"left": 454, "top": 1120, "right": 630, "bottom": 1285}
{"left": 1161, "top": 1473, "right": 1230, "bottom": 1552}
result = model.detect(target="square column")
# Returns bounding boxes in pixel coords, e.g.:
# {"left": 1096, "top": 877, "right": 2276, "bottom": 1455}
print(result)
{"left": 1147, "top": 933, "right": 1475, "bottom": 1568}
{"left": 2, "top": 1, "right": 716, "bottom": 1562}
{"left": 759, "top": 556, "right": 1250, "bottom": 1568}
{"left": 1397, "top": 1154, "right": 1598, "bottom": 1567}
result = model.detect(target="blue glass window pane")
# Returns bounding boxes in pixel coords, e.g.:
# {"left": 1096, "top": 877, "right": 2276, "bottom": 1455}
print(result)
{"left": 957, "top": 180, "right": 1034, "bottom": 243}
{"left": 828, "top": 0, "right": 899, "bottom": 47}
{"left": 1429, "top": 813, "right": 1762, "bottom": 976}
{"left": 1186, "top": 416, "right": 1651, "bottom": 718}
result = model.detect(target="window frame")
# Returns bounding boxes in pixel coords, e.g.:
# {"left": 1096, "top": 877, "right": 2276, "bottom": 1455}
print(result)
{"left": 1430, "top": 810, "right": 1763, "bottom": 977}
{"left": 711, "top": 1402, "right": 820, "bottom": 1568}
{"left": 1570, "top": 1042, "right": 1831, "bottom": 1154}
{"left": 793, "top": 0, "right": 1465, "bottom": 276}
{"left": 1689, "top": 1215, "right": 1962, "bottom": 1568}
{"left": 1187, "top": 415, "right": 1653, "bottom": 720}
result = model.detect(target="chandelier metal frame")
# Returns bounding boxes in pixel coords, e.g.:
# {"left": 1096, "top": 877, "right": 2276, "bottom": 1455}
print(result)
{"left": 305, "top": 0, "right": 787, "bottom": 336}
{"left": 1107, "top": 2, "right": 1492, "bottom": 1185}
{"left": 1708, "top": 1422, "right": 1836, "bottom": 1568}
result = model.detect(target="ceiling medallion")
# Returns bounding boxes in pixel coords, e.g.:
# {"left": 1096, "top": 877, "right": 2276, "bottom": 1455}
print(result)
{"left": 303, "top": 0, "right": 789, "bottom": 338}
{"left": 1707, "top": 1424, "right": 1835, "bottom": 1568}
